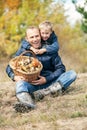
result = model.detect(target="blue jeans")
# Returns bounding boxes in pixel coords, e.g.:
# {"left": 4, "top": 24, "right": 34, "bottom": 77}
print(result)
{"left": 16, "top": 70, "right": 77, "bottom": 94}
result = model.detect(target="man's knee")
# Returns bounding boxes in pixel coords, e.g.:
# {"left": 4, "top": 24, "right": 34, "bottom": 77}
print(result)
{"left": 70, "top": 70, "right": 77, "bottom": 81}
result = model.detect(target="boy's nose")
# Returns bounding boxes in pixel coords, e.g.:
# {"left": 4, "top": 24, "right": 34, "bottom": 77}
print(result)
{"left": 43, "top": 34, "right": 46, "bottom": 36}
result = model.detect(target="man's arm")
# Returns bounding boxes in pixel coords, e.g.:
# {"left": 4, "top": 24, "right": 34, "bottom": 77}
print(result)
{"left": 45, "top": 53, "right": 66, "bottom": 82}
{"left": 6, "top": 40, "right": 27, "bottom": 81}
{"left": 6, "top": 65, "right": 15, "bottom": 81}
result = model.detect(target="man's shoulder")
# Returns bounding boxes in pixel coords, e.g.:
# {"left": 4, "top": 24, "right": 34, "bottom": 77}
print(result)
{"left": 21, "top": 39, "right": 29, "bottom": 44}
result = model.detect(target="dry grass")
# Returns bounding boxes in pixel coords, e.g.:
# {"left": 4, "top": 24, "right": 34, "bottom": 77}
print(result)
{"left": 0, "top": 60, "right": 87, "bottom": 130}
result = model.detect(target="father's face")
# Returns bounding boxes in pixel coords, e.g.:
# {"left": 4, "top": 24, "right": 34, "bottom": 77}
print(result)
{"left": 26, "top": 28, "right": 41, "bottom": 49}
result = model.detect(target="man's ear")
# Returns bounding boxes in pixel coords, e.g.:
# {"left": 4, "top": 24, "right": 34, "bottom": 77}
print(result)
{"left": 25, "top": 37, "right": 28, "bottom": 41}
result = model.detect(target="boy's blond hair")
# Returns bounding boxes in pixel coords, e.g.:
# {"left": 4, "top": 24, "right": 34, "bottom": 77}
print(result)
{"left": 39, "top": 21, "right": 53, "bottom": 32}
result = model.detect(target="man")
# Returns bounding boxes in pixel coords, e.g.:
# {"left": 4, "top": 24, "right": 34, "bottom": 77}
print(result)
{"left": 6, "top": 26, "right": 77, "bottom": 112}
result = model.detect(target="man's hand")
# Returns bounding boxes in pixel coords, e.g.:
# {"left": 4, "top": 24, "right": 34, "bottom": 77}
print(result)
{"left": 31, "top": 76, "right": 46, "bottom": 85}
{"left": 14, "top": 75, "right": 28, "bottom": 82}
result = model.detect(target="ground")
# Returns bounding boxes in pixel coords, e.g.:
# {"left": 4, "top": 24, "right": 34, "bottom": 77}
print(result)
{"left": 0, "top": 59, "right": 87, "bottom": 130}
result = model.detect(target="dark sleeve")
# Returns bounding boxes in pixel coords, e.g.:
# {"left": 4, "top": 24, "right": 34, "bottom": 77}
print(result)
{"left": 45, "top": 53, "right": 66, "bottom": 82}
{"left": 6, "top": 40, "right": 28, "bottom": 80}
{"left": 6, "top": 65, "right": 15, "bottom": 81}
{"left": 21, "top": 39, "right": 31, "bottom": 50}
{"left": 45, "top": 32, "right": 60, "bottom": 54}
{"left": 6, "top": 46, "right": 25, "bottom": 81}
{"left": 11, "top": 40, "right": 30, "bottom": 57}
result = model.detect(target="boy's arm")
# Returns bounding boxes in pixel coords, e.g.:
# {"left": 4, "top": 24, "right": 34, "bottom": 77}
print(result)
{"left": 14, "top": 39, "right": 38, "bottom": 56}
{"left": 44, "top": 32, "right": 60, "bottom": 55}
{"left": 30, "top": 47, "right": 40, "bottom": 54}
{"left": 21, "top": 39, "right": 40, "bottom": 54}
{"left": 21, "top": 39, "right": 31, "bottom": 50}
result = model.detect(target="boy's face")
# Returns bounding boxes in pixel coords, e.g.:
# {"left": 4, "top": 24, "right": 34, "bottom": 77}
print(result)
{"left": 40, "top": 29, "right": 52, "bottom": 41}
{"left": 26, "top": 28, "right": 41, "bottom": 49}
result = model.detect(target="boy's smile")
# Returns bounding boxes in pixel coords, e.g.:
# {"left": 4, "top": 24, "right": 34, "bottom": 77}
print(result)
{"left": 40, "top": 29, "right": 52, "bottom": 41}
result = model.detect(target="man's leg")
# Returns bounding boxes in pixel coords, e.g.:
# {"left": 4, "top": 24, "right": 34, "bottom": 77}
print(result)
{"left": 33, "top": 82, "right": 62, "bottom": 100}
{"left": 57, "top": 70, "right": 77, "bottom": 90}
{"left": 14, "top": 80, "right": 36, "bottom": 112}
{"left": 14, "top": 80, "right": 52, "bottom": 112}
{"left": 33, "top": 70, "right": 77, "bottom": 100}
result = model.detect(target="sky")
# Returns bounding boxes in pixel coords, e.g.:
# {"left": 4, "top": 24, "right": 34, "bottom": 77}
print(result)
{"left": 63, "top": 0, "right": 85, "bottom": 26}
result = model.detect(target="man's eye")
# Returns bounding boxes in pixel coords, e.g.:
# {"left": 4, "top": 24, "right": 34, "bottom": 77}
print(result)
{"left": 36, "top": 35, "right": 39, "bottom": 37}
{"left": 30, "top": 36, "right": 33, "bottom": 39}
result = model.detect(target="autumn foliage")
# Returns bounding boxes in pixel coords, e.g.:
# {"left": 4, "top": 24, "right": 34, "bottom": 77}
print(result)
{"left": 0, "top": 0, "right": 86, "bottom": 72}
{"left": 5, "top": 0, "right": 21, "bottom": 10}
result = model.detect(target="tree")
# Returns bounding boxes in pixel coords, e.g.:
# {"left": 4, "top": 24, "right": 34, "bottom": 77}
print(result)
{"left": 72, "top": 0, "right": 87, "bottom": 33}
{"left": 0, "top": 0, "right": 67, "bottom": 56}
{"left": 5, "top": 0, "right": 22, "bottom": 10}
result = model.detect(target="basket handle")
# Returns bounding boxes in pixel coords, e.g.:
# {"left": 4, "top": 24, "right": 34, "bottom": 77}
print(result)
{"left": 20, "top": 50, "right": 36, "bottom": 57}
{"left": 15, "top": 50, "right": 36, "bottom": 68}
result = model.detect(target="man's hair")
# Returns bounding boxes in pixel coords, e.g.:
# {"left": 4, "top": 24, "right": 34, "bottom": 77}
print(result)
{"left": 39, "top": 21, "right": 53, "bottom": 32}
{"left": 26, "top": 26, "right": 39, "bottom": 36}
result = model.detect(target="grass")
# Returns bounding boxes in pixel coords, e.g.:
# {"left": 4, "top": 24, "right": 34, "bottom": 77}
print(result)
{"left": 0, "top": 60, "right": 87, "bottom": 130}
{"left": 71, "top": 111, "right": 87, "bottom": 118}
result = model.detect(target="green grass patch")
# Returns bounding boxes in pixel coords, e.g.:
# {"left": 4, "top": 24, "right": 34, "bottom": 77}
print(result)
{"left": 71, "top": 111, "right": 87, "bottom": 118}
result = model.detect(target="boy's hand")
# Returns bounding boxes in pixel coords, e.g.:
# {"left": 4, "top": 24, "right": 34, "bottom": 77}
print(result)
{"left": 38, "top": 48, "right": 46, "bottom": 54}
{"left": 30, "top": 47, "right": 39, "bottom": 54}
{"left": 30, "top": 47, "right": 46, "bottom": 55}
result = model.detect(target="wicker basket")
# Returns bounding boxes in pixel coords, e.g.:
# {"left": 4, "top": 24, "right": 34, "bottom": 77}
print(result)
{"left": 9, "top": 50, "right": 43, "bottom": 82}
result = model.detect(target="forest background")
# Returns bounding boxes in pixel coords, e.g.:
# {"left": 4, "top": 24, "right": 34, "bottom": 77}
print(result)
{"left": 0, "top": 1, "right": 87, "bottom": 129}
{"left": 0, "top": 0, "right": 87, "bottom": 73}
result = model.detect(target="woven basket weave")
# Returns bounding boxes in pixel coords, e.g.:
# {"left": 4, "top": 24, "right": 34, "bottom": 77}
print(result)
{"left": 9, "top": 51, "right": 43, "bottom": 82}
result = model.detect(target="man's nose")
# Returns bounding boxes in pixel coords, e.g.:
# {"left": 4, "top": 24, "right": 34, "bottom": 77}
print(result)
{"left": 33, "top": 37, "right": 37, "bottom": 41}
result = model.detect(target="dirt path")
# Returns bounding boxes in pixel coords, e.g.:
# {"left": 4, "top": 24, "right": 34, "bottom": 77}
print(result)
{"left": 0, "top": 59, "right": 87, "bottom": 130}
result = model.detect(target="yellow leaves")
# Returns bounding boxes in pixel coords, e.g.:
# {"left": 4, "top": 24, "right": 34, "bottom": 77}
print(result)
{"left": 0, "top": 16, "right": 5, "bottom": 30}
{"left": 5, "top": 40, "right": 10, "bottom": 44}
{"left": 11, "top": 35, "right": 21, "bottom": 42}
{"left": 5, "top": 0, "right": 21, "bottom": 10}
{"left": 4, "top": 41, "right": 19, "bottom": 55}
{"left": 0, "top": 23, "right": 4, "bottom": 30}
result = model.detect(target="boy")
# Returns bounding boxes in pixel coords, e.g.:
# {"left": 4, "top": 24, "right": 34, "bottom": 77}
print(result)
{"left": 21, "top": 21, "right": 59, "bottom": 55}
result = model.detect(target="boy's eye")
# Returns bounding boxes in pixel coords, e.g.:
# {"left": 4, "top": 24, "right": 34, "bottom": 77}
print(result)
{"left": 46, "top": 33, "right": 49, "bottom": 34}
{"left": 41, "top": 32, "right": 49, "bottom": 35}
